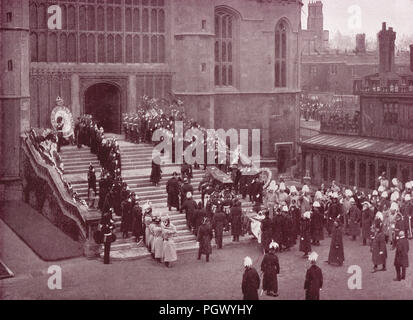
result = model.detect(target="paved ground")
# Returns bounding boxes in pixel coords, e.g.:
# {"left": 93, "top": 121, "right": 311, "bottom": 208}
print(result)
{"left": 1, "top": 218, "right": 413, "bottom": 300}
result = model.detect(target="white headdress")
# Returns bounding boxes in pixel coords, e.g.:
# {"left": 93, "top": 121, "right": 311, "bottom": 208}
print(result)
{"left": 308, "top": 252, "right": 319, "bottom": 262}
{"left": 313, "top": 201, "right": 321, "bottom": 208}
{"left": 375, "top": 211, "right": 383, "bottom": 221}
{"left": 390, "top": 202, "right": 399, "bottom": 211}
{"left": 314, "top": 191, "right": 322, "bottom": 200}
{"left": 390, "top": 191, "right": 399, "bottom": 202}
{"left": 289, "top": 185, "right": 298, "bottom": 194}
{"left": 244, "top": 256, "right": 253, "bottom": 267}
{"left": 405, "top": 194, "right": 411, "bottom": 202}
{"left": 269, "top": 241, "right": 279, "bottom": 250}
{"left": 302, "top": 185, "right": 310, "bottom": 194}
{"left": 304, "top": 211, "right": 311, "bottom": 219}
{"left": 279, "top": 182, "right": 286, "bottom": 191}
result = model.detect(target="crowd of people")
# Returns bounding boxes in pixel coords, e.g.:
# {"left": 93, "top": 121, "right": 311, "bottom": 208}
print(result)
{"left": 299, "top": 96, "right": 360, "bottom": 133}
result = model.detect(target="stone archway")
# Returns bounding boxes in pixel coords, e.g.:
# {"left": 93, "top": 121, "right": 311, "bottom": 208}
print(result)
{"left": 84, "top": 83, "right": 121, "bottom": 133}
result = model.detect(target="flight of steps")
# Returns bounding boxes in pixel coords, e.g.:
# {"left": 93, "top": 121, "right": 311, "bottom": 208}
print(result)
{"left": 60, "top": 146, "right": 101, "bottom": 175}
{"left": 60, "top": 138, "right": 212, "bottom": 259}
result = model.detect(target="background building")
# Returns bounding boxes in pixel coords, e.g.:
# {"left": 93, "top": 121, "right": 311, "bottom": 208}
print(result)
{"left": 300, "top": 1, "right": 410, "bottom": 96}
{"left": 301, "top": 22, "right": 413, "bottom": 189}
{"left": 0, "top": 0, "right": 303, "bottom": 200}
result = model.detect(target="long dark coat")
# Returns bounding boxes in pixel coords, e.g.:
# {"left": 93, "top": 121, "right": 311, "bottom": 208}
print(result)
{"left": 150, "top": 160, "right": 161, "bottom": 184}
{"left": 361, "top": 208, "right": 374, "bottom": 240}
{"left": 261, "top": 252, "right": 280, "bottom": 293}
{"left": 348, "top": 206, "right": 361, "bottom": 237}
{"left": 328, "top": 225, "right": 344, "bottom": 265}
{"left": 212, "top": 211, "right": 226, "bottom": 245}
{"left": 261, "top": 217, "right": 273, "bottom": 251}
{"left": 182, "top": 199, "right": 197, "bottom": 228}
{"left": 290, "top": 206, "right": 301, "bottom": 240}
{"left": 394, "top": 237, "right": 409, "bottom": 267}
{"left": 121, "top": 200, "right": 133, "bottom": 233}
{"left": 299, "top": 218, "right": 312, "bottom": 253}
{"left": 304, "top": 265, "right": 323, "bottom": 300}
{"left": 371, "top": 231, "right": 387, "bottom": 266}
{"left": 166, "top": 177, "right": 180, "bottom": 208}
{"left": 242, "top": 267, "right": 260, "bottom": 300}
{"left": 230, "top": 205, "right": 242, "bottom": 236}
{"left": 282, "top": 213, "right": 295, "bottom": 247}
{"left": 131, "top": 204, "right": 143, "bottom": 238}
{"left": 197, "top": 223, "right": 213, "bottom": 255}
{"left": 311, "top": 208, "right": 324, "bottom": 242}
{"left": 271, "top": 214, "right": 284, "bottom": 246}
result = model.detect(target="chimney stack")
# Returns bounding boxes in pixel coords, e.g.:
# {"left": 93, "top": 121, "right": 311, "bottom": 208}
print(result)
{"left": 378, "top": 22, "right": 396, "bottom": 73}
{"left": 410, "top": 44, "right": 413, "bottom": 72}
{"left": 355, "top": 34, "right": 366, "bottom": 54}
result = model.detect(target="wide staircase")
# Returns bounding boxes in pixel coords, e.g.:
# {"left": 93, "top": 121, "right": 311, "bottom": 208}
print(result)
{"left": 60, "top": 137, "right": 211, "bottom": 260}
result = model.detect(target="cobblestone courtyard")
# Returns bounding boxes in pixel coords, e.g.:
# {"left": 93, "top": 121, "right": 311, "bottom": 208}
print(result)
{"left": 1, "top": 220, "right": 412, "bottom": 300}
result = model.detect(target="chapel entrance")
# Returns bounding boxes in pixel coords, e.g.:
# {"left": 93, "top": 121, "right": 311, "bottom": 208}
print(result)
{"left": 84, "top": 83, "right": 121, "bottom": 133}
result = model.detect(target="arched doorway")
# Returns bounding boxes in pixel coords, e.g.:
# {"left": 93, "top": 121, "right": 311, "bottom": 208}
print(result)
{"left": 84, "top": 83, "right": 121, "bottom": 133}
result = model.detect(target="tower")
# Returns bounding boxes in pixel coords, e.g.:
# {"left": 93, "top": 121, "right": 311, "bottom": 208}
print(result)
{"left": 378, "top": 22, "right": 396, "bottom": 73}
{"left": 0, "top": 0, "right": 30, "bottom": 200}
{"left": 307, "top": 1, "right": 323, "bottom": 32}
{"left": 355, "top": 33, "right": 366, "bottom": 54}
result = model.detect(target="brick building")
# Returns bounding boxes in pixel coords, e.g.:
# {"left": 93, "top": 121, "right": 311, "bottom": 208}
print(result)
{"left": 300, "top": 1, "right": 410, "bottom": 95}
{"left": 0, "top": 0, "right": 303, "bottom": 200}
{"left": 301, "top": 22, "right": 413, "bottom": 189}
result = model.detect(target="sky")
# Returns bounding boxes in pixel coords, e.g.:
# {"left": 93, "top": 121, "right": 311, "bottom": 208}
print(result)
{"left": 301, "top": 0, "right": 413, "bottom": 39}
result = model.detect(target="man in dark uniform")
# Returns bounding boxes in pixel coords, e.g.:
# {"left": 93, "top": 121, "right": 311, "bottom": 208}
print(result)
{"left": 230, "top": 200, "right": 242, "bottom": 242}
{"left": 56, "top": 116, "right": 64, "bottom": 152}
{"left": 212, "top": 203, "right": 226, "bottom": 249}
{"left": 121, "top": 197, "right": 133, "bottom": 239}
{"left": 182, "top": 192, "right": 197, "bottom": 231}
{"left": 87, "top": 164, "right": 97, "bottom": 201}
{"left": 242, "top": 256, "right": 260, "bottom": 300}
{"left": 180, "top": 178, "right": 194, "bottom": 213}
{"left": 394, "top": 231, "right": 409, "bottom": 281}
{"left": 327, "top": 220, "right": 344, "bottom": 266}
{"left": 327, "top": 193, "right": 342, "bottom": 236}
{"left": 261, "top": 241, "right": 280, "bottom": 297}
{"left": 74, "top": 117, "right": 81, "bottom": 148}
{"left": 304, "top": 252, "right": 323, "bottom": 300}
{"left": 100, "top": 212, "right": 116, "bottom": 265}
{"left": 166, "top": 172, "right": 180, "bottom": 211}
{"left": 131, "top": 194, "right": 143, "bottom": 243}
{"left": 197, "top": 217, "right": 213, "bottom": 262}
{"left": 123, "top": 115, "right": 129, "bottom": 140}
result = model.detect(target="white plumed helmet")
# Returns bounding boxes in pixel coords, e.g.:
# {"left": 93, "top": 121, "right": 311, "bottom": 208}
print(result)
{"left": 244, "top": 256, "right": 253, "bottom": 267}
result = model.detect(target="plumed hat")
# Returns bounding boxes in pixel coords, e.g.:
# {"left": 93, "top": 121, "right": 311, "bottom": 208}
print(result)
{"left": 244, "top": 256, "right": 253, "bottom": 267}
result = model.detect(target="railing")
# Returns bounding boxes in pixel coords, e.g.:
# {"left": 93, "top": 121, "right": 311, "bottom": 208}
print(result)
{"left": 355, "top": 86, "right": 413, "bottom": 95}
{"left": 21, "top": 135, "right": 101, "bottom": 242}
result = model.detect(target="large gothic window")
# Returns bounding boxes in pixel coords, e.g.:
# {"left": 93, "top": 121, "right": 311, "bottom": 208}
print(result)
{"left": 215, "top": 8, "right": 237, "bottom": 87}
{"left": 29, "top": 0, "right": 166, "bottom": 64}
{"left": 275, "top": 20, "right": 288, "bottom": 88}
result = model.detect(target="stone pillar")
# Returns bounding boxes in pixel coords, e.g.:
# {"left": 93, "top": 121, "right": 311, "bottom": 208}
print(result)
{"left": 0, "top": 0, "right": 30, "bottom": 201}
{"left": 71, "top": 74, "right": 80, "bottom": 118}
{"left": 345, "top": 156, "right": 350, "bottom": 186}
{"left": 355, "top": 158, "right": 359, "bottom": 188}
{"left": 127, "top": 75, "right": 137, "bottom": 113}
{"left": 209, "top": 95, "right": 215, "bottom": 128}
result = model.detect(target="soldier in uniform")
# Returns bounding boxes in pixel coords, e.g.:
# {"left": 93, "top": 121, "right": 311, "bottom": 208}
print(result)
{"left": 304, "top": 252, "right": 323, "bottom": 300}
{"left": 242, "top": 256, "right": 260, "bottom": 300}
{"left": 261, "top": 241, "right": 280, "bottom": 297}
{"left": 123, "top": 114, "right": 129, "bottom": 141}
{"left": 212, "top": 203, "right": 227, "bottom": 249}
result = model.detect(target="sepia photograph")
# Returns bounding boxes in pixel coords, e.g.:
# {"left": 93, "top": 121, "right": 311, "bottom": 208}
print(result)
{"left": 0, "top": 0, "right": 412, "bottom": 305}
